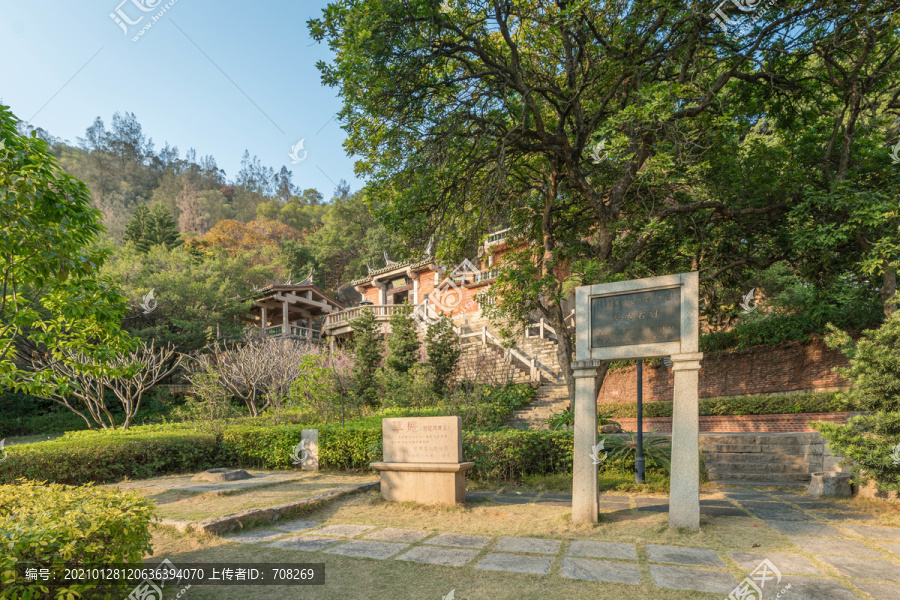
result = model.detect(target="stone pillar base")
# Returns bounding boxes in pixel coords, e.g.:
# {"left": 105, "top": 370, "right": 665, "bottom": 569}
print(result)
{"left": 370, "top": 462, "right": 475, "bottom": 505}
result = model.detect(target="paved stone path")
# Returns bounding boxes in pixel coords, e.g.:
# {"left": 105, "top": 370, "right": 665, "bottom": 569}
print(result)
{"left": 221, "top": 488, "right": 900, "bottom": 598}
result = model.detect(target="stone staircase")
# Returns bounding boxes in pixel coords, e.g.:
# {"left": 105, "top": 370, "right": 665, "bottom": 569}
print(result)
{"left": 700, "top": 432, "right": 837, "bottom": 488}
{"left": 504, "top": 381, "right": 572, "bottom": 429}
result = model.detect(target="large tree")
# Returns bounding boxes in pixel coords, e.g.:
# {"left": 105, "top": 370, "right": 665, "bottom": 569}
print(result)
{"left": 0, "top": 104, "right": 132, "bottom": 395}
{"left": 310, "top": 0, "right": 900, "bottom": 399}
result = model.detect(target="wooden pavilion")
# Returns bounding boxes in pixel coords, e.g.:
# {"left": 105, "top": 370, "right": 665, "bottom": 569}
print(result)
{"left": 247, "top": 281, "right": 345, "bottom": 342}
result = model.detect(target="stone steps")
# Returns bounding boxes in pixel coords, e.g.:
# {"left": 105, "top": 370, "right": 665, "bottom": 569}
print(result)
{"left": 705, "top": 462, "right": 809, "bottom": 474}
{"left": 700, "top": 432, "right": 830, "bottom": 488}
{"left": 703, "top": 452, "right": 808, "bottom": 465}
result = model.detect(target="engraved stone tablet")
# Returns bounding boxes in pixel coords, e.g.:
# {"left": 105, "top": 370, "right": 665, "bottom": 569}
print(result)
{"left": 382, "top": 416, "right": 462, "bottom": 464}
{"left": 590, "top": 288, "right": 681, "bottom": 348}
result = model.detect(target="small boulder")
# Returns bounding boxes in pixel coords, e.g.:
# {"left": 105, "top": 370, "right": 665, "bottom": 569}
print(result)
{"left": 600, "top": 423, "right": 623, "bottom": 434}
{"left": 191, "top": 468, "right": 253, "bottom": 483}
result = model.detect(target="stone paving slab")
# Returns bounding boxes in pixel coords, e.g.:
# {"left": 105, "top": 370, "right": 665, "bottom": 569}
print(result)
{"left": 364, "top": 528, "right": 430, "bottom": 543}
{"left": 751, "top": 509, "right": 816, "bottom": 521}
{"left": 633, "top": 497, "right": 669, "bottom": 506}
{"left": 699, "top": 500, "right": 736, "bottom": 507}
{"left": 788, "top": 536, "right": 882, "bottom": 558}
{"left": 476, "top": 553, "right": 552, "bottom": 575}
{"left": 813, "top": 511, "right": 877, "bottom": 521}
{"left": 728, "top": 552, "right": 822, "bottom": 575}
{"left": 599, "top": 502, "right": 629, "bottom": 510}
{"left": 535, "top": 500, "right": 570, "bottom": 507}
{"left": 852, "top": 580, "right": 900, "bottom": 599}
{"left": 635, "top": 504, "right": 668, "bottom": 513}
{"left": 560, "top": 557, "right": 641, "bottom": 584}
{"left": 395, "top": 546, "right": 479, "bottom": 567}
{"left": 702, "top": 507, "right": 748, "bottom": 517}
{"left": 648, "top": 565, "right": 737, "bottom": 594}
{"left": 323, "top": 540, "right": 409, "bottom": 560}
{"left": 274, "top": 520, "right": 322, "bottom": 533}
{"left": 646, "top": 544, "right": 726, "bottom": 568}
{"left": 423, "top": 533, "right": 491, "bottom": 549}
{"left": 267, "top": 536, "right": 343, "bottom": 552}
{"left": 306, "top": 524, "right": 376, "bottom": 538}
{"left": 880, "top": 542, "right": 900, "bottom": 557}
{"left": 493, "top": 496, "right": 535, "bottom": 505}
{"left": 740, "top": 501, "right": 792, "bottom": 510}
{"left": 820, "top": 556, "right": 900, "bottom": 583}
{"left": 786, "top": 500, "right": 845, "bottom": 510}
{"left": 567, "top": 540, "right": 638, "bottom": 561}
{"left": 843, "top": 524, "right": 900, "bottom": 541}
{"left": 760, "top": 576, "right": 858, "bottom": 600}
{"left": 494, "top": 536, "right": 561, "bottom": 555}
{"left": 224, "top": 529, "right": 286, "bottom": 544}
{"left": 764, "top": 520, "right": 844, "bottom": 537}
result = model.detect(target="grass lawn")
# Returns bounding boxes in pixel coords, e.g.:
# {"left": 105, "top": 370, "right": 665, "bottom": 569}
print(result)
{"left": 118, "top": 472, "right": 378, "bottom": 521}
{"left": 143, "top": 487, "right": 795, "bottom": 600}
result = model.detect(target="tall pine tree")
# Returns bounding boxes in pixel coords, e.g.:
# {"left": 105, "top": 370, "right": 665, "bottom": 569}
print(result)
{"left": 350, "top": 307, "right": 383, "bottom": 407}
{"left": 123, "top": 205, "right": 150, "bottom": 250}
{"left": 425, "top": 314, "right": 461, "bottom": 395}
{"left": 385, "top": 305, "right": 420, "bottom": 375}
{"left": 144, "top": 204, "right": 182, "bottom": 250}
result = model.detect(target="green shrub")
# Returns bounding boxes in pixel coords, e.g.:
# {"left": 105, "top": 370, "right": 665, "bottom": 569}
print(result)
{"left": 814, "top": 310, "right": 900, "bottom": 491}
{"left": 599, "top": 431, "right": 671, "bottom": 473}
{"left": 0, "top": 480, "right": 156, "bottom": 599}
{"left": 0, "top": 426, "right": 221, "bottom": 485}
{"left": 599, "top": 392, "right": 851, "bottom": 419}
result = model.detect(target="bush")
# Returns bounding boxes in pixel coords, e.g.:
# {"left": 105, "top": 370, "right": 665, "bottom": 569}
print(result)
{"left": 0, "top": 480, "right": 156, "bottom": 599}
{"left": 814, "top": 309, "right": 900, "bottom": 491}
{"left": 598, "top": 392, "right": 851, "bottom": 419}
{"left": 0, "top": 426, "right": 222, "bottom": 485}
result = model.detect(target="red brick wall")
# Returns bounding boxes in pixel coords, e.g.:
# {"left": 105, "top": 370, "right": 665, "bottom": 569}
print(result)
{"left": 597, "top": 336, "right": 851, "bottom": 403}
{"left": 616, "top": 412, "right": 855, "bottom": 433}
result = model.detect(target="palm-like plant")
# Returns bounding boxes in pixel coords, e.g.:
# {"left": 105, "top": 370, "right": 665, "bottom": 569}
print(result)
{"left": 600, "top": 430, "right": 672, "bottom": 473}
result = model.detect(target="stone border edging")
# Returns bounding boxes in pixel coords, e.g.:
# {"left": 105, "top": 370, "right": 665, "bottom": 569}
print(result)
{"left": 157, "top": 481, "right": 379, "bottom": 535}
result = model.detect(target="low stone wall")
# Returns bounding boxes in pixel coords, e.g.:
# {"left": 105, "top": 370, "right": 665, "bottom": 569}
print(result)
{"left": 616, "top": 412, "right": 855, "bottom": 433}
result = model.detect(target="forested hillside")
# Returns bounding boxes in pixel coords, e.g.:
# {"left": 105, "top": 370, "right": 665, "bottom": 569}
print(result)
{"left": 16, "top": 112, "right": 405, "bottom": 294}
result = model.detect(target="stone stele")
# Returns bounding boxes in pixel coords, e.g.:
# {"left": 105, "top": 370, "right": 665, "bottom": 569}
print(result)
{"left": 370, "top": 416, "right": 474, "bottom": 505}
{"left": 191, "top": 468, "right": 252, "bottom": 482}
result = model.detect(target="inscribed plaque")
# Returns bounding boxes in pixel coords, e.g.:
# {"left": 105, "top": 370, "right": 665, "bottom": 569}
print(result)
{"left": 590, "top": 288, "right": 681, "bottom": 348}
{"left": 382, "top": 416, "right": 462, "bottom": 463}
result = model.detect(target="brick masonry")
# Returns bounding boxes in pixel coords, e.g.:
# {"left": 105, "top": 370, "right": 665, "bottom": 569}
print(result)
{"left": 598, "top": 336, "right": 851, "bottom": 404}
{"left": 616, "top": 412, "right": 857, "bottom": 433}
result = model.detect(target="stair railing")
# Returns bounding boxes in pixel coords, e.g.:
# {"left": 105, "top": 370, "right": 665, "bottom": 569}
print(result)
{"left": 417, "top": 302, "right": 557, "bottom": 383}
{"left": 524, "top": 310, "right": 575, "bottom": 340}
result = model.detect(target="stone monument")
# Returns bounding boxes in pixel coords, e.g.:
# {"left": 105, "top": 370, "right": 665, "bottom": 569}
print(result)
{"left": 369, "top": 416, "right": 474, "bottom": 505}
{"left": 572, "top": 272, "right": 702, "bottom": 530}
{"left": 300, "top": 429, "right": 319, "bottom": 471}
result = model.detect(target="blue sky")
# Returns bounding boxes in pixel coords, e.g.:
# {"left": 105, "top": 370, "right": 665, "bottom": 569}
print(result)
{"left": 0, "top": 0, "right": 360, "bottom": 197}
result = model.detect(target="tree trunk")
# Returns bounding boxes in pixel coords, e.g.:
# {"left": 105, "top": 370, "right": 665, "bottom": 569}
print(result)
{"left": 545, "top": 304, "right": 575, "bottom": 408}
{"left": 881, "top": 262, "right": 897, "bottom": 318}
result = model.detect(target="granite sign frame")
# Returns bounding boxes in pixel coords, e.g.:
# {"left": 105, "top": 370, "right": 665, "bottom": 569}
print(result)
{"left": 575, "top": 272, "right": 699, "bottom": 361}
{"left": 571, "top": 272, "right": 703, "bottom": 531}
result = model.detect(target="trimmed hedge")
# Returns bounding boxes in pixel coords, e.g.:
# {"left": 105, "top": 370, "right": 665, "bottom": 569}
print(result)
{"left": 222, "top": 424, "right": 576, "bottom": 481}
{"left": 0, "top": 480, "right": 156, "bottom": 599}
{"left": 599, "top": 392, "right": 853, "bottom": 419}
{"left": 0, "top": 426, "right": 222, "bottom": 485}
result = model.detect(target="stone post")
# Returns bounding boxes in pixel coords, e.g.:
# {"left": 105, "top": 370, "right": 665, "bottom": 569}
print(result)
{"left": 668, "top": 352, "right": 703, "bottom": 530}
{"left": 572, "top": 359, "right": 603, "bottom": 523}
{"left": 300, "top": 429, "right": 319, "bottom": 470}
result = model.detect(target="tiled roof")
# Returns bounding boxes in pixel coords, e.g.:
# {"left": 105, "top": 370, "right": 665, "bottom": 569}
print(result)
{"left": 350, "top": 257, "right": 435, "bottom": 286}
